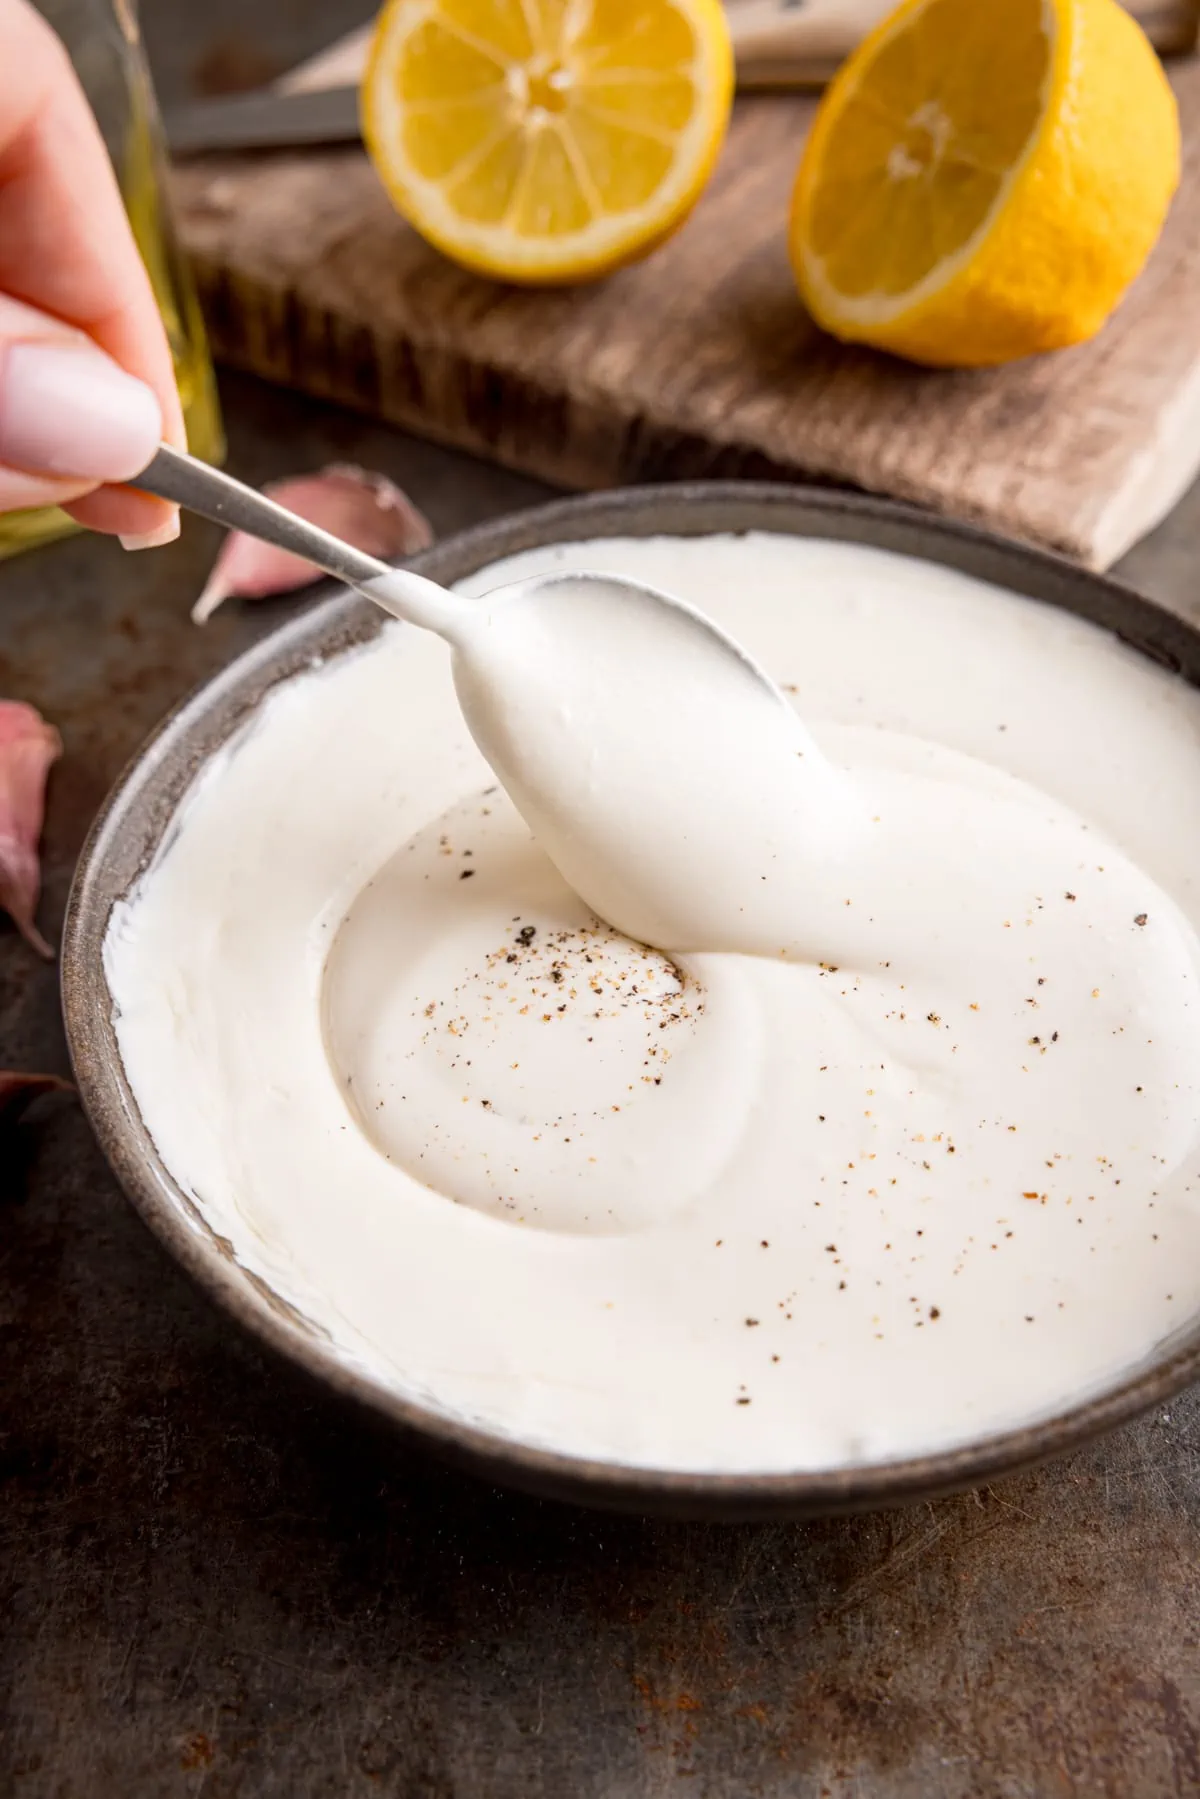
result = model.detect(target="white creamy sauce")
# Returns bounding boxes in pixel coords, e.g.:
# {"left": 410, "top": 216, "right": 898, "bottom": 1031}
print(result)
{"left": 105, "top": 533, "right": 1200, "bottom": 1473}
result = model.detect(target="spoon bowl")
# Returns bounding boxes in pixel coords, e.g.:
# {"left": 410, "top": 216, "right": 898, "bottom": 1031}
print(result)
{"left": 136, "top": 443, "right": 822, "bottom": 946}
{"left": 135, "top": 443, "right": 785, "bottom": 686}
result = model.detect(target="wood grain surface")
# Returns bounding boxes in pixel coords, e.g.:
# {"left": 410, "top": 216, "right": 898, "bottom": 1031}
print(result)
{"left": 173, "top": 60, "right": 1200, "bottom": 569}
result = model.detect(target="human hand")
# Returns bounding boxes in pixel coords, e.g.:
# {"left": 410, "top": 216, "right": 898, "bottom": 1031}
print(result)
{"left": 0, "top": 0, "right": 185, "bottom": 546}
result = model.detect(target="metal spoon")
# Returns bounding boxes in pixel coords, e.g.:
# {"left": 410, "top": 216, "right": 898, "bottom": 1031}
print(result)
{"left": 136, "top": 444, "right": 461, "bottom": 638}
{"left": 134, "top": 442, "right": 783, "bottom": 680}
{"left": 134, "top": 444, "right": 830, "bottom": 951}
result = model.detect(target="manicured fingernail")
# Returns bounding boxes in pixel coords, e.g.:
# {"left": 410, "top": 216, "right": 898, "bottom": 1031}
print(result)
{"left": 119, "top": 512, "right": 181, "bottom": 552}
{"left": 0, "top": 341, "right": 162, "bottom": 481}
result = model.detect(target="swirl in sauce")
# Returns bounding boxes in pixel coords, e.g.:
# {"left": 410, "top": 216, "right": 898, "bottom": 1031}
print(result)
{"left": 106, "top": 534, "right": 1200, "bottom": 1472}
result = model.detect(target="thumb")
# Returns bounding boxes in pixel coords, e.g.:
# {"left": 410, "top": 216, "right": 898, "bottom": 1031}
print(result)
{"left": 0, "top": 294, "right": 164, "bottom": 521}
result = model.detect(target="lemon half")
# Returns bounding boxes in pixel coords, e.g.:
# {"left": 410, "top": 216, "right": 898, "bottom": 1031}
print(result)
{"left": 362, "top": 0, "right": 734, "bottom": 284}
{"left": 789, "top": 0, "right": 1180, "bottom": 367}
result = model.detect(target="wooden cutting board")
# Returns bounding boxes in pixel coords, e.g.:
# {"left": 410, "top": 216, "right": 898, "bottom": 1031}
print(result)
{"left": 172, "top": 59, "right": 1200, "bottom": 570}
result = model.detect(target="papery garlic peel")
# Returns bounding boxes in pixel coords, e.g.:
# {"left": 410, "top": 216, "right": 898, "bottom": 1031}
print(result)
{"left": 193, "top": 465, "right": 434, "bottom": 624}
{"left": 0, "top": 701, "right": 62, "bottom": 959}
{"left": 0, "top": 1070, "right": 72, "bottom": 1119}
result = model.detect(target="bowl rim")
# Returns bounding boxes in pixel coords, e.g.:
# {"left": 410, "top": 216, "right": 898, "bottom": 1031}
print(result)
{"left": 62, "top": 480, "right": 1200, "bottom": 1521}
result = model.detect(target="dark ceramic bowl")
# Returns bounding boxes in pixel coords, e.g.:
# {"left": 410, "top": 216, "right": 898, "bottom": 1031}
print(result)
{"left": 62, "top": 483, "right": 1200, "bottom": 1520}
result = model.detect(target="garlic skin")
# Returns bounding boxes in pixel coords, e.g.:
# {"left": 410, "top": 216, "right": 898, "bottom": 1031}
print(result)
{"left": 0, "top": 701, "right": 62, "bottom": 959}
{"left": 0, "top": 1071, "right": 72, "bottom": 1119}
{"left": 192, "top": 465, "right": 435, "bottom": 624}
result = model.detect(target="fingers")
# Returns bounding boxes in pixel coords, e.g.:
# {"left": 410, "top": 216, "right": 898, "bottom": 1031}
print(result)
{"left": 0, "top": 294, "right": 166, "bottom": 532}
{"left": 62, "top": 484, "right": 184, "bottom": 546}
{"left": 0, "top": 0, "right": 184, "bottom": 542}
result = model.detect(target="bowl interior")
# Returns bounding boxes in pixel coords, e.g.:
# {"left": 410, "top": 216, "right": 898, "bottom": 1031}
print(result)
{"left": 62, "top": 483, "right": 1200, "bottom": 1519}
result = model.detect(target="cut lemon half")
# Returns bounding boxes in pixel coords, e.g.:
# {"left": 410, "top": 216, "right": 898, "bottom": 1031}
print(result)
{"left": 361, "top": 0, "right": 734, "bottom": 284}
{"left": 789, "top": 0, "right": 1180, "bottom": 367}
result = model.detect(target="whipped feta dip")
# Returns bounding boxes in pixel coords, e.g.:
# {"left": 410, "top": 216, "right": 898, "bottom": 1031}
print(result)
{"left": 104, "top": 532, "right": 1200, "bottom": 1473}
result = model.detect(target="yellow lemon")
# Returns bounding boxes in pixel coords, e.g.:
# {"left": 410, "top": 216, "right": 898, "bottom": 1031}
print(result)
{"left": 789, "top": 0, "right": 1180, "bottom": 367}
{"left": 361, "top": 0, "right": 734, "bottom": 284}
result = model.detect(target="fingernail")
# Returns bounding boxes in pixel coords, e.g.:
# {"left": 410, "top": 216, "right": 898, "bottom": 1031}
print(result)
{"left": 0, "top": 341, "right": 162, "bottom": 481}
{"left": 119, "top": 512, "right": 181, "bottom": 552}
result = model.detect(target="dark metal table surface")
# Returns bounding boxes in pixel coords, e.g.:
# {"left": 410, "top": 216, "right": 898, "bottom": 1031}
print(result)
{"left": 4, "top": 370, "right": 1200, "bottom": 1799}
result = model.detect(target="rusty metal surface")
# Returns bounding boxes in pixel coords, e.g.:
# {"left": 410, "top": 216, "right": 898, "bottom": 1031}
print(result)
{"left": 2, "top": 369, "right": 1200, "bottom": 1796}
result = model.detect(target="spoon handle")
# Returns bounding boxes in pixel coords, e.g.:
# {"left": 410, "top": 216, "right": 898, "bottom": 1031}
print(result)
{"left": 133, "top": 444, "right": 463, "bottom": 637}
{"left": 135, "top": 444, "right": 390, "bottom": 586}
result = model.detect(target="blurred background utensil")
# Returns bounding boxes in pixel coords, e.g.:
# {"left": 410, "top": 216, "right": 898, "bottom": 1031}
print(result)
{"left": 163, "top": 0, "right": 1200, "bottom": 158}
{"left": 276, "top": 0, "right": 1200, "bottom": 100}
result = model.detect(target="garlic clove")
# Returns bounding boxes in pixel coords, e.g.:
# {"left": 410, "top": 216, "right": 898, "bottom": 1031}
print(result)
{"left": 0, "top": 701, "right": 62, "bottom": 959}
{"left": 0, "top": 1070, "right": 73, "bottom": 1120}
{"left": 192, "top": 464, "right": 434, "bottom": 624}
